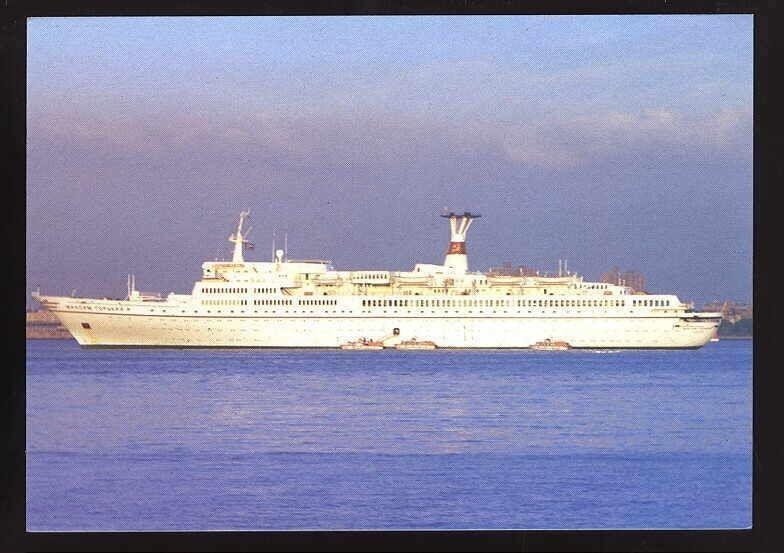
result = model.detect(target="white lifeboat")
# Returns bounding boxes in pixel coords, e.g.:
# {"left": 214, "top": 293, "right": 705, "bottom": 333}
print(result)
{"left": 487, "top": 275, "right": 523, "bottom": 286}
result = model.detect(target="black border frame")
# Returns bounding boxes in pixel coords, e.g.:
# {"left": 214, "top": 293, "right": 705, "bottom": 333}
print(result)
{"left": 3, "top": 1, "right": 778, "bottom": 551}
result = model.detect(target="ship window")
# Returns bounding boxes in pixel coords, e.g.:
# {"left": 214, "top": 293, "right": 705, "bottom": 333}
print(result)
{"left": 81, "top": 322, "right": 91, "bottom": 329}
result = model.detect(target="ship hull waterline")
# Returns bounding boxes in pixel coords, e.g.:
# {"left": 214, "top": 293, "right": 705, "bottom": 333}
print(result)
{"left": 46, "top": 303, "right": 719, "bottom": 350}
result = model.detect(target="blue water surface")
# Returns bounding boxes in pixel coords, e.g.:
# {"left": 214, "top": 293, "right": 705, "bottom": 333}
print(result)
{"left": 26, "top": 340, "right": 752, "bottom": 530}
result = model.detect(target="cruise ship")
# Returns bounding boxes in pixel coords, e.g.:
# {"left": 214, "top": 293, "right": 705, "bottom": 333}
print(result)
{"left": 33, "top": 211, "right": 721, "bottom": 349}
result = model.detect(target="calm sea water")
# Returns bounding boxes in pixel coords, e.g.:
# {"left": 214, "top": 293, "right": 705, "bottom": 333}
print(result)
{"left": 26, "top": 340, "right": 752, "bottom": 530}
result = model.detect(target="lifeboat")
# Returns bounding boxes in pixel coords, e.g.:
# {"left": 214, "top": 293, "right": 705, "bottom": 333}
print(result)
{"left": 313, "top": 273, "right": 341, "bottom": 285}
{"left": 393, "top": 273, "right": 433, "bottom": 285}
{"left": 340, "top": 337, "right": 384, "bottom": 350}
{"left": 395, "top": 339, "right": 437, "bottom": 350}
{"left": 531, "top": 338, "right": 571, "bottom": 351}
{"left": 487, "top": 275, "right": 523, "bottom": 286}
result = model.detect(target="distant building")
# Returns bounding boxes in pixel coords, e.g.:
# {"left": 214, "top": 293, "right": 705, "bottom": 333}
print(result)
{"left": 26, "top": 310, "right": 72, "bottom": 339}
{"left": 703, "top": 300, "right": 753, "bottom": 323}
{"left": 600, "top": 267, "right": 646, "bottom": 292}
{"left": 600, "top": 266, "right": 621, "bottom": 286}
{"left": 487, "top": 262, "right": 539, "bottom": 277}
{"left": 620, "top": 271, "right": 646, "bottom": 293}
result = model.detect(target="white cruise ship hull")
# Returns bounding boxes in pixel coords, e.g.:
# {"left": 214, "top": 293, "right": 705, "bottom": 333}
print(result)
{"left": 43, "top": 297, "right": 720, "bottom": 349}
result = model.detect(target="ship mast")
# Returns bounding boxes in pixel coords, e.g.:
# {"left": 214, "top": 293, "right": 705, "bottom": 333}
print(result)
{"left": 228, "top": 211, "right": 253, "bottom": 263}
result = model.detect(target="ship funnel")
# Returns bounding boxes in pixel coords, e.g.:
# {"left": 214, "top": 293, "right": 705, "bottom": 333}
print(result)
{"left": 441, "top": 211, "right": 481, "bottom": 274}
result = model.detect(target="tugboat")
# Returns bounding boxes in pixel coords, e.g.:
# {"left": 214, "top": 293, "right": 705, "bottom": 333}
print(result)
{"left": 340, "top": 337, "right": 385, "bottom": 350}
{"left": 395, "top": 338, "right": 437, "bottom": 350}
{"left": 531, "top": 338, "right": 571, "bottom": 351}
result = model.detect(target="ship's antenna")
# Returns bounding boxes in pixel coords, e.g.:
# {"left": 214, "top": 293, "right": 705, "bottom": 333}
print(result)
{"left": 558, "top": 259, "right": 562, "bottom": 277}
{"left": 284, "top": 232, "right": 288, "bottom": 262}
{"left": 565, "top": 259, "right": 568, "bottom": 275}
{"left": 271, "top": 231, "right": 276, "bottom": 262}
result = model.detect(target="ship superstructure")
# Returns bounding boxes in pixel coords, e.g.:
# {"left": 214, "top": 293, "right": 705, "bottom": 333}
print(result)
{"left": 33, "top": 212, "right": 721, "bottom": 349}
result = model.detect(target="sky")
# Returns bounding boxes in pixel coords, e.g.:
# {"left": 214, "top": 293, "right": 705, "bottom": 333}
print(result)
{"left": 26, "top": 15, "right": 753, "bottom": 307}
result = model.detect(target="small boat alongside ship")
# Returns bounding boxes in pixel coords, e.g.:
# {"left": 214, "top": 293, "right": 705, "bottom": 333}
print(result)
{"left": 395, "top": 339, "right": 437, "bottom": 350}
{"left": 531, "top": 339, "right": 571, "bottom": 351}
{"left": 340, "top": 337, "right": 438, "bottom": 350}
{"left": 340, "top": 338, "right": 384, "bottom": 350}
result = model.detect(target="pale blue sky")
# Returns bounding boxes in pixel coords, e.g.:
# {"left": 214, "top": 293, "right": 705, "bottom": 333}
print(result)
{"left": 27, "top": 16, "right": 752, "bottom": 305}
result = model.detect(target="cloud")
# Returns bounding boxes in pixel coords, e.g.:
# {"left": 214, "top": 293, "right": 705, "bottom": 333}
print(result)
{"left": 500, "top": 107, "right": 751, "bottom": 169}
{"left": 29, "top": 96, "right": 751, "bottom": 176}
